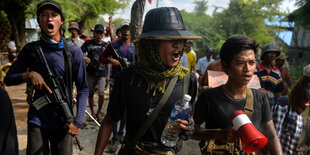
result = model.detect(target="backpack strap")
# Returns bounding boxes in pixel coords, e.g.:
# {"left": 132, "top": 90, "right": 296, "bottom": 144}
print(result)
{"left": 244, "top": 88, "right": 254, "bottom": 119}
{"left": 121, "top": 76, "right": 178, "bottom": 155}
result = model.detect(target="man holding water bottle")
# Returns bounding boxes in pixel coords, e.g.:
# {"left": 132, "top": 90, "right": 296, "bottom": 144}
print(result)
{"left": 95, "top": 7, "right": 200, "bottom": 154}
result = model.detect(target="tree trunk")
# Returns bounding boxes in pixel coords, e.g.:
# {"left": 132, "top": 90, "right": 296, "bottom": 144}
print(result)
{"left": 4, "top": 5, "right": 27, "bottom": 52}
{"left": 130, "top": 0, "right": 146, "bottom": 42}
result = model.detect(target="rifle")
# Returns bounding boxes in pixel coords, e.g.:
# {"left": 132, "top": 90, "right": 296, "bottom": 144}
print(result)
{"left": 108, "top": 41, "right": 129, "bottom": 68}
{"left": 31, "top": 45, "right": 83, "bottom": 151}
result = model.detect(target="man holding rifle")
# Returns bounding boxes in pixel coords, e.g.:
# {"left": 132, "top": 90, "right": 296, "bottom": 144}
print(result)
{"left": 81, "top": 24, "right": 109, "bottom": 122}
{"left": 4, "top": 0, "right": 88, "bottom": 154}
{"left": 99, "top": 21, "right": 136, "bottom": 153}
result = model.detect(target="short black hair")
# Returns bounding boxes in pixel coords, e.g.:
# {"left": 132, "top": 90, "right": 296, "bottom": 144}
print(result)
{"left": 8, "top": 53, "right": 16, "bottom": 62}
{"left": 116, "top": 28, "right": 121, "bottom": 35}
{"left": 206, "top": 47, "right": 214, "bottom": 53}
{"left": 220, "top": 35, "right": 258, "bottom": 67}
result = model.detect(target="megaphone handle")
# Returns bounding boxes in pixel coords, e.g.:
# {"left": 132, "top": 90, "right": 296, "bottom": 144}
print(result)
{"left": 233, "top": 138, "right": 242, "bottom": 152}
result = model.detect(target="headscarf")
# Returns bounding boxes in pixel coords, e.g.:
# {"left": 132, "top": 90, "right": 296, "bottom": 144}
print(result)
{"left": 131, "top": 39, "right": 189, "bottom": 96}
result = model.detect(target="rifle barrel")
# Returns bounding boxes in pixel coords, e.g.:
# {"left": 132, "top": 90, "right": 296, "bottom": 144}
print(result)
{"left": 85, "top": 110, "right": 101, "bottom": 127}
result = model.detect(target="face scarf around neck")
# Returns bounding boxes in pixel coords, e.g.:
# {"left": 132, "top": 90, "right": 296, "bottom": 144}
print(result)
{"left": 131, "top": 39, "right": 189, "bottom": 96}
{"left": 41, "top": 32, "right": 64, "bottom": 50}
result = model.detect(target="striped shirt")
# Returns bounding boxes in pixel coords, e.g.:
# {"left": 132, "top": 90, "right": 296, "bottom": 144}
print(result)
{"left": 256, "top": 63, "right": 284, "bottom": 96}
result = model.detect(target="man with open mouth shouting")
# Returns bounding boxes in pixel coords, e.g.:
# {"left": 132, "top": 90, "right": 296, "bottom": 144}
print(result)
{"left": 95, "top": 7, "right": 200, "bottom": 155}
{"left": 4, "top": 0, "right": 88, "bottom": 154}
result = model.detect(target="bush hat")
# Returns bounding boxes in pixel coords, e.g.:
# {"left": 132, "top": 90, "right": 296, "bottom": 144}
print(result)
{"left": 120, "top": 21, "right": 130, "bottom": 29}
{"left": 138, "top": 7, "right": 201, "bottom": 40}
{"left": 261, "top": 43, "right": 281, "bottom": 60}
{"left": 68, "top": 21, "right": 80, "bottom": 31}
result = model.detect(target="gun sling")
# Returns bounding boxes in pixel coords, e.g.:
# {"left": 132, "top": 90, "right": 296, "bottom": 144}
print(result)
{"left": 120, "top": 73, "right": 191, "bottom": 154}
{"left": 31, "top": 41, "right": 73, "bottom": 111}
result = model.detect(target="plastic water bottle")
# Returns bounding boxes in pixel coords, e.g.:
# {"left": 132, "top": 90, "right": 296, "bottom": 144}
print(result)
{"left": 161, "top": 94, "right": 192, "bottom": 147}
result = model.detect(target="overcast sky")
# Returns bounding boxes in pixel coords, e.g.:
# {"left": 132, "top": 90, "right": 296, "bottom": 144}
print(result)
{"left": 102, "top": 0, "right": 298, "bottom": 20}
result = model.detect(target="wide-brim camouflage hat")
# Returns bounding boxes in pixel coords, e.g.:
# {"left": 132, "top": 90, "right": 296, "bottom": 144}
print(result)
{"left": 137, "top": 7, "right": 201, "bottom": 40}
{"left": 261, "top": 43, "right": 281, "bottom": 59}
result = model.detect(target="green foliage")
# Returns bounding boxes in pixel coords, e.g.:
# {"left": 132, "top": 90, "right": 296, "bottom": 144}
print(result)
{"left": 289, "top": 59, "right": 308, "bottom": 83}
{"left": 290, "top": 0, "right": 310, "bottom": 29}
{"left": 0, "top": 10, "right": 7, "bottom": 22}
{"left": 213, "top": 0, "right": 281, "bottom": 45}
{"left": 193, "top": 0, "right": 208, "bottom": 15}
{"left": 181, "top": 0, "right": 284, "bottom": 59}
{"left": 25, "top": 0, "right": 126, "bottom": 33}
{"left": 181, "top": 10, "right": 224, "bottom": 58}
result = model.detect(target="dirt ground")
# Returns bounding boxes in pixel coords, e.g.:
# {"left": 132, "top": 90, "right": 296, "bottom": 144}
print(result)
{"left": 6, "top": 83, "right": 200, "bottom": 155}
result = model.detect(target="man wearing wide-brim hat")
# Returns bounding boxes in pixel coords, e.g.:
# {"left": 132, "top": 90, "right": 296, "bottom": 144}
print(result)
{"left": 256, "top": 43, "right": 284, "bottom": 103}
{"left": 66, "top": 21, "right": 84, "bottom": 47}
{"left": 95, "top": 7, "right": 200, "bottom": 155}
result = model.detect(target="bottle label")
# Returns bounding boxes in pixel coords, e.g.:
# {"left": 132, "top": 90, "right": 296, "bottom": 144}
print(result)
{"left": 169, "top": 104, "right": 191, "bottom": 122}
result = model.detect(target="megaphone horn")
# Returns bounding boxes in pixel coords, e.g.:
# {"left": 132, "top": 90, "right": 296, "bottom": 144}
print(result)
{"left": 231, "top": 110, "right": 268, "bottom": 153}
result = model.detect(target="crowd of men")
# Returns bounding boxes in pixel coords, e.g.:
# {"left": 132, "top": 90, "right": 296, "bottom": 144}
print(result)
{"left": 1, "top": 0, "right": 310, "bottom": 155}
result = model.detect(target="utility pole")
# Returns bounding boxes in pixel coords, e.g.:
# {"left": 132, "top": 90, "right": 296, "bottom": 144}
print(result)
{"left": 156, "top": 0, "right": 159, "bottom": 8}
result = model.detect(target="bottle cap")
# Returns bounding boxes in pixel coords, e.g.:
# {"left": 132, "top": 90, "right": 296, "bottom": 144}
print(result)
{"left": 184, "top": 94, "right": 191, "bottom": 102}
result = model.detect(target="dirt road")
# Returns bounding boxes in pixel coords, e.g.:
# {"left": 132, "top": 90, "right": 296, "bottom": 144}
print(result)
{"left": 6, "top": 83, "right": 200, "bottom": 155}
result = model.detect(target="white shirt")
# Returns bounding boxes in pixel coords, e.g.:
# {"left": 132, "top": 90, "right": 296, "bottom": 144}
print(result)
{"left": 102, "top": 36, "right": 111, "bottom": 42}
{"left": 196, "top": 57, "right": 214, "bottom": 75}
{"left": 67, "top": 37, "right": 84, "bottom": 47}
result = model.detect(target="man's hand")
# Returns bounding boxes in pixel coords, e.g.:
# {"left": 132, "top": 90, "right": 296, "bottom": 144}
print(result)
{"left": 106, "top": 76, "right": 110, "bottom": 85}
{"left": 222, "top": 127, "right": 239, "bottom": 143}
{"left": 109, "top": 16, "right": 113, "bottom": 23}
{"left": 108, "top": 58, "right": 122, "bottom": 68}
{"left": 168, "top": 118, "right": 193, "bottom": 135}
{"left": 26, "top": 95, "right": 33, "bottom": 105}
{"left": 23, "top": 71, "right": 52, "bottom": 93}
{"left": 65, "top": 123, "right": 80, "bottom": 137}
{"left": 84, "top": 56, "right": 91, "bottom": 67}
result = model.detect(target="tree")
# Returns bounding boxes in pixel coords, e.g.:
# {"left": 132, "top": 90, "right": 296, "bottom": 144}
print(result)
{"left": 25, "top": 0, "right": 127, "bottom": 33}
{"left": 212, "top": 0, "right": 284, "bottom": 46}
{"left": 181, "top": 0, "right": 285, "bottom": 59}
{"left": 0, "top": 0, "right": 32, "bottom": 52}
{"left": 289, "top": 0, "right": 310, "bottom": 29}
{"left": 181, "top": 10, "right": 224, "bottom": 58}
{"left": 0, "top": 0, "right": 127, "bottom": 52}
{"left": 193, "top": 0, "right": 208, "bottom": 15}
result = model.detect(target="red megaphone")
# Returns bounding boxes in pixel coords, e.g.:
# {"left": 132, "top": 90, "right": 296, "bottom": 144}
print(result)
{"left": 231, "top": 110, "right": 268, "bottom": 153}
